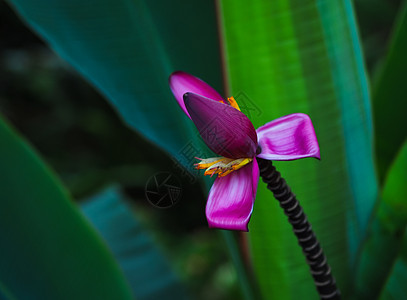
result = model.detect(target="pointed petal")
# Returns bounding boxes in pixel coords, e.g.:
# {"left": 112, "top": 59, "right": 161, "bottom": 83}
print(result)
{"left": 184, "top": 92, "right": 257, "bottom": 158}
{"left": 169, "top": 71, "right": 224, "bottom": 118}
{"left": 206, "top": 159, "right": 259, "bottom": 231}
{"left": 256, "top": 113, "right": 320, "bottom": 160}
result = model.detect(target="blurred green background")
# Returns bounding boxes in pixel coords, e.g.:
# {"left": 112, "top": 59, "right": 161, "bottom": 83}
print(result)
{"left": 0, "top": 0, "right": 406, "bottom": 299}
{"left": 0, "top": 1, "right": 240, "bottom": 299}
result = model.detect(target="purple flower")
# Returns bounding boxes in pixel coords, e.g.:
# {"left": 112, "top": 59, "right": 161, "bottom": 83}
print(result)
{"left": 169, "top": 71, "right": 320, "bottom": 231}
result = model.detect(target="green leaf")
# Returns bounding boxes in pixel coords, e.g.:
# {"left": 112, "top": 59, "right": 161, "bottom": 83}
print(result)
{"left": 81, "top": 186, "right": 188, "bottom": 300}
{"left": 380, "top": 232, "right": 407, "bottom": 300}
{"left": 0, "top": 281, "right": 17, "bottom": 300}
{"left": 5, "top": 0, "right": 222, "bottom": 167}
{"left": 372, "top": 1, "right": 407, "bottom": 182}
{"left": 4, "top": 1, "right": 254, "bottom": 298}
{"left": 0, "top": 115, "right": 132, "bottom": 299}
{"left": 220, "top": 231, "right": 258, "bottom": 300}
{"left": 217, "top": 0, "right": 377, "bottom": 298}
{"left": 355, "top": 139, "right": 407, "bottom": 299}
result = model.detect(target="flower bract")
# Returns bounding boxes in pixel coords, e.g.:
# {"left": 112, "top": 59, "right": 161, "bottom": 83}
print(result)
{"left": 169, "top": 71, "right": 320, "bottom": 231}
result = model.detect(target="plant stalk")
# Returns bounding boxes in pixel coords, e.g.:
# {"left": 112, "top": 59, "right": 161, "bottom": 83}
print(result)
{"left": 257, "top": 158, "right": 341, "bottom": 300}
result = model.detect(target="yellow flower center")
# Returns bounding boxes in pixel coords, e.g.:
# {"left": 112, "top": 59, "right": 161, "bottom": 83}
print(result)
{"left": 220, "top": 96, "right": 241, "bottom": 111}
{"left": 194, "top": 156, "right": 252, "bottom": 177}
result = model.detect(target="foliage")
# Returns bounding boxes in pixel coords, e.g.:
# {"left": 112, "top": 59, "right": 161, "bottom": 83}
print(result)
{"left": 1, "top": 0, "right": 407, "bottom": 299}
{"left": 0, "top": 114, "right": 132, "bottom": 299}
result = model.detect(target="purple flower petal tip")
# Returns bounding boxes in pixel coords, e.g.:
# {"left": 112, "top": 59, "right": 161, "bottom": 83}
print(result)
{"left": 169, "top": 71, "right": 224, "bottom": 119}
{"left": 207, "top": 217, "right": 250, "bottom": 231}
{"left": 184, "top": 92, "right": 258, "bottom": 158}
{"left": 256, "top": 113, "right": 320, "bottom": 161}
{"left": 206, "top": 159, "right": 259, "bottom": 231}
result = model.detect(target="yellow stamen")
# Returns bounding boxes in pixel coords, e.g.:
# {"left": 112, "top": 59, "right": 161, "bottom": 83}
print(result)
{"left": 203, "top": 158, "right": 233, "bottom": 176}
{"left": 227, "top": 96, "right": 241, "bottom": 111}
{"left": 194, "top": 157, "right": 224, "bottom": 169}
{"left": 218, "top": 158, "right": 252, "bottom": 177}
{"left": 195, "top": 156, "right": 252, "bottom": 178}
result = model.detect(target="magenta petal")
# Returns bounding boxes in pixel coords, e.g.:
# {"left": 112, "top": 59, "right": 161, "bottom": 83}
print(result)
{"left": 184, "top": 92, "right": 258, "bottom": 158}
{"left": 256, "top": 113, "right": 320, "bottom": 161}
{"left": 169, "top": 71, "right": 225, "bottom": 118}
{"left": 206, "top": 159, "right": 259, "bottom": 231}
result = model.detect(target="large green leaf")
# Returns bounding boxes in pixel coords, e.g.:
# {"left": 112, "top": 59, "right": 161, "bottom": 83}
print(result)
{"left": 81, "top": 186, "right": 188, "bottom": 300}
{"left": 372, "top": 1, "right": 407, "bottom": 181}
{"left": 355, "top": 139, "right": 407, "bottom": 299}
{"left": 4, "top": 0, "right": 254, "bottom": 298}
{"left": 5, "top": 0, "right": 222, "bottom": 167}
{"left": 0, "top": 115, "right": 132, "bottom": 299}
{"left": 217, "top": 0, "right": 377, "bottom": 298}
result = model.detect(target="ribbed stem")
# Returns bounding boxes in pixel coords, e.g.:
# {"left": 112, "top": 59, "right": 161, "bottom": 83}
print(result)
{"left": 257, "top": 158, "right": 341, "bottom": 300}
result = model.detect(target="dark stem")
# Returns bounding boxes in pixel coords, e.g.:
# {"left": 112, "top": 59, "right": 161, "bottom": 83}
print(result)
{"left": 257, "top": 158, "right": 341, "bottom": 300}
